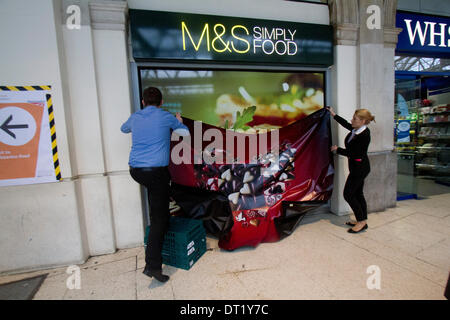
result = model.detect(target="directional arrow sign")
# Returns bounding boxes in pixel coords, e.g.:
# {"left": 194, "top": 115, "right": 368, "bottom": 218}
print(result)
{"left": 1, "top": 115, "right": 29, "bottom": 139}
{"left": 0, "top": 106, "right": 37, "bottom": 146}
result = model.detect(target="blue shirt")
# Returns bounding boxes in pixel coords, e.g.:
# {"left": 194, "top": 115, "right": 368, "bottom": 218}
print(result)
{"left": 121, "top": 106, "right": 189, "bottom": 167}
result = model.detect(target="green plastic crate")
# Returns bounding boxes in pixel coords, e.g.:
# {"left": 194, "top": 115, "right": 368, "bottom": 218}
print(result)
{"left": 162, "top": 231, "right": 206, "bottom": 256}
{"left": 162, "top": 237, "right": 207, "bottom": 270}
{"left": 144, "top": 216, "right": 205, "bottom": 248}
{"left": 163, "top": 224, "right": 206, "bottom": 253}
{"left": 144, "top": 216, "right": 207, "bottom": 270}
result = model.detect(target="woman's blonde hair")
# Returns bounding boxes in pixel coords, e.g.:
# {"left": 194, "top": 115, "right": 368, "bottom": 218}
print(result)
{"left": 354, "top": 109, "right": 375, "bottom": 124}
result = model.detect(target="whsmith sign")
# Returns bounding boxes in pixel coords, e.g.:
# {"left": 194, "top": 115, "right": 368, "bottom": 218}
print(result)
{"left": 396, "top": 11, "right": 450, "bottom": 57}
{"left": 129, "top": 10, "right": 333, "bottom": 66}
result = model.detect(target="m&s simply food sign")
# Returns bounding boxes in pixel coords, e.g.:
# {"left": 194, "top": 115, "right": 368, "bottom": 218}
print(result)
{"left": 130, "top": 10, "right": 333, "bottom": 66}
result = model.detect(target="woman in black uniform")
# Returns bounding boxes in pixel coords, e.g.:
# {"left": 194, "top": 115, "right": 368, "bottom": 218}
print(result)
{"left": 326, "top": 106, "right": 375, "bottom": 233}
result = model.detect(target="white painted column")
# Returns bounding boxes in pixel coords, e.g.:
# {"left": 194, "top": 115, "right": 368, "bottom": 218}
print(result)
{"left": 61, "top": 0, "right": 116, "bottom": 255}
{"left": 330, "top": 43, "right": 358, "bottom": 215}
{"left": 89, "top": 1, "right": 144, "bottom": 249}
{"left": 328, "top": 9, "right": 360, "bottom": 215}
{"left": 328, "top": 0, "right": 401, "bottom": 215}
{"left": 357, "top": 0, "right": 401, "bottom": 211}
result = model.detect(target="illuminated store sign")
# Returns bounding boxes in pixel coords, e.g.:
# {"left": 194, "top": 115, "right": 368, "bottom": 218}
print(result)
{"left": 396, "top": 11, "right": 450, "bottom": 57}
{"left": 129, "top": 10, "right": 333, "bottom": 66}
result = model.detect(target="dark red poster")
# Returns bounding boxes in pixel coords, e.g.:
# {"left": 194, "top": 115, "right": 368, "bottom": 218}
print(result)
{"left": 168, "top": 108, "right": 333, "bottom": 250}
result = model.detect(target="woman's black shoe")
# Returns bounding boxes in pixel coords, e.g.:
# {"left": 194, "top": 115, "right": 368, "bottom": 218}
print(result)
{"left": 345, "top": 221, "right": 356, "bottom": 227}
{"left": 347, "top": 224, "right": 368, "bottom": 234}
{"left": 143, "top": 266, "right": 169, "bottom": 282}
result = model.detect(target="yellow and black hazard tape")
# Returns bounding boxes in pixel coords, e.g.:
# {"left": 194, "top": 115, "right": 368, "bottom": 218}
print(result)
{"left": 46, "top": 94, "right": 61, "bottom": 180}
{"left": 0, "top": 85, "right": 61, "bottom": 180}
{"left": 0, "top": 85, "right": 51, "bottom": 91}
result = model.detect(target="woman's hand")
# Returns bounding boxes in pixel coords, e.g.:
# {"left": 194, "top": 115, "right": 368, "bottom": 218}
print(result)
{"left": 331, "top": 145, "right": 338, "bottom": 152}
{"left": 326, "top": 106, "right": 336, "bottom": 117}
{"left": 176, "top": 112, "right": 183, "bottom": 123}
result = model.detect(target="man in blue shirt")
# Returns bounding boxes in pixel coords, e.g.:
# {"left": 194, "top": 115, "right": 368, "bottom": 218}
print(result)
{"left": 121, "top": 87, "right": 189, "bottom": 283}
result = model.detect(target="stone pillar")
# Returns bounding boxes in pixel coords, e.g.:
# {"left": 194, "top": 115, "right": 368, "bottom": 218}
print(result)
{"left": 61, "top": 0, "right": 117, "bottom": 255}
{"left": 89, "top": 0, "right": 144, "bottom": 249}
{"left": 329, "top": 0, "right": 359, "bottom": 215}
{"left": 60, "top": 0, "right": 144, "bottom": 255}
{"left": 329, "top": 0, "right": 401, "bottom": 215}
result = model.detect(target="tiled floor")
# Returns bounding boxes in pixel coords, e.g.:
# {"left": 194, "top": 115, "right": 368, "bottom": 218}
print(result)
{"left": 1, "top": 195, "right": 449, "bottom": 300}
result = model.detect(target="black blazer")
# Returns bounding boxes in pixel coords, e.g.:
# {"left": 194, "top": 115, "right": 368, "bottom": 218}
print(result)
{"left": 334, "top": 114, "right": 371, "bottom": 175}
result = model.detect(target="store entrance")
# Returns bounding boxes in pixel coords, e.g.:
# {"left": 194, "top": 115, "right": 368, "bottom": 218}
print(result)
{"left": 395, "top": 75, "right": 450, "bottom": 199}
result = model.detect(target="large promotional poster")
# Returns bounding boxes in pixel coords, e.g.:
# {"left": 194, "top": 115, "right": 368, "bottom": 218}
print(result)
{"left": 169, "top": 109, "right": 333, "bottom": 250}
{"left": 140, "top": 69, "right": 325, "bottom": 130}
{"left": 140, "top": 69, "right": 334, "bottom": 250}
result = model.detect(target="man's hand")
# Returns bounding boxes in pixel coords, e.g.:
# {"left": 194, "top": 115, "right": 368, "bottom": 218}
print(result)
{"left": 176, "top": 112, "right": 183, "bottom": 123}
{"left": 326, "top": 106, "right": 336, "bottom": 117}
{"left": 331, "top": 145, "right": 338, "bottom": 152}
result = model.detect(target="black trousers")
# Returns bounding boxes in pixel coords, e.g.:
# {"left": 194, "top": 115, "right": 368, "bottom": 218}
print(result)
{"left": 130, "top": 166, "right": 170, "bottom": 271}
{"left": 343, "top": 170, "right": 369, "bottom": 222}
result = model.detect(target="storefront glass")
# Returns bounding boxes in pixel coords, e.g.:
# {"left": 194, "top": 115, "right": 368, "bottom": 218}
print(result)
{"left": 395, "top": 72, "right": 450, "bottom": 198}
{"left": 395, "top": 78, "right": 420, "bottom": 199}
{"left": 394, "top": 11, "right": 450, "bottom": 198}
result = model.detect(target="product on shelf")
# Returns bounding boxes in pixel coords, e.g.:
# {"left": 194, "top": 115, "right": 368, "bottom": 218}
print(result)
{"left": 422, "top": 157, "right": 438, "bottom": 165}
{"left": 431, "top": 127, "right": 440, "bottom": 136}
{"left": 432, "top": 104, "right": 450, "bottom": 113}
{"left": 418, "top": 143, "right": 435, "bottom": 153}
{"left": 438, "top": 127, "right": 447, "bottom": 135}
{"left": 397, "top": 95, "right": 449, "bottom": 178}
{"left": 418, "top": 127, "right": 431, "bottom": 137}
{"left": 420, "top": 107, "right": 432, "bottom": 114}
{"left": 434, "top": 115, "right": 448, "bottom": 122}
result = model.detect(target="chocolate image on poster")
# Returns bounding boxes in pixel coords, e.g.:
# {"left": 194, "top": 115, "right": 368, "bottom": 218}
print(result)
{"left": 140, "top": 69, "right": 333, "bottom": 250}
{"left": 168, "top": 108, "right": 333, "bottom": 250}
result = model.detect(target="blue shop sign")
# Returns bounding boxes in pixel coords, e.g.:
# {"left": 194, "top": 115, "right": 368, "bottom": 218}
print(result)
{"left": 396, "top": 11, "right": 450, "bottom": 57}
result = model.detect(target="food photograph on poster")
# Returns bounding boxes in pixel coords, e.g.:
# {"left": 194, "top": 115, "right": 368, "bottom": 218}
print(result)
{"left": 140, "top": 68, "right": 334, "bottom": 250}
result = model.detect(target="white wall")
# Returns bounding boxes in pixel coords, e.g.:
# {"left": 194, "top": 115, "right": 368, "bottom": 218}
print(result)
{"left": 0, "top": 0, "right": 73, "bottom": 177}
{"left": 0, "top": 0, "right": 144, "bottom": 274}
{"left": 0, "top": 0, "right": 89, "bottom": 273}
{"left": 128, "top": 0, "right": 330, "bottom": 24}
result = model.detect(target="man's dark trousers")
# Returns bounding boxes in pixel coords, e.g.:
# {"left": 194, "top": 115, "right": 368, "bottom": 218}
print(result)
{"left": 130, "top": 166, "right": 170, "bottom": 271}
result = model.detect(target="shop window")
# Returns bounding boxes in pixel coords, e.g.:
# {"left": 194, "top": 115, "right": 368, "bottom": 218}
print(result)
{"left": 395, "top": 73, "right": 450, "bottom": 198}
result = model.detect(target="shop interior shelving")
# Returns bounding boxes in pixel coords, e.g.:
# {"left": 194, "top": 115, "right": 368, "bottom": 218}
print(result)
{"left": 415, "top": 104, "right": 450, "bottom": 184}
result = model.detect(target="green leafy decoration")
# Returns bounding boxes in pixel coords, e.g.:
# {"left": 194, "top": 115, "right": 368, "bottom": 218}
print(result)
{"left": 232, "top": 106, "right": 256, "bottom": 131}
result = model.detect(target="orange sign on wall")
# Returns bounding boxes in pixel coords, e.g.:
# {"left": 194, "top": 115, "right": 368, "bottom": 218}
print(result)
{"left": 0, "top": 103, "right": 44, "bottom": 180}
{"left": 0, "top": 87, "right": 59, "bottom": 186}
